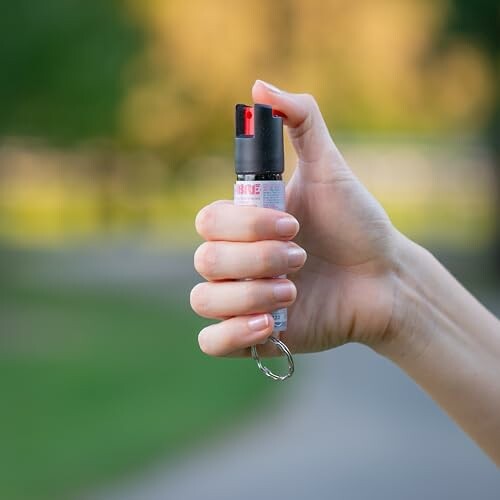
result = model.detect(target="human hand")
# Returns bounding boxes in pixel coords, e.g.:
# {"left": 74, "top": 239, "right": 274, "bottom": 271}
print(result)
{"left": 191, "top": 80, "right": 500, "bottom": 463}
{"left": 191, "top": 80, "right": 402, "bottom": 357}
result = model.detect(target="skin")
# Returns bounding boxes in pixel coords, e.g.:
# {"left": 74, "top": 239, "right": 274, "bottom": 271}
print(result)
{"left": 190, "top": 80, "right": 500, "bottom": 465}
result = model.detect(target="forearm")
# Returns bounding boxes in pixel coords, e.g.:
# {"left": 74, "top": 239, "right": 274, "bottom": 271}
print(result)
{"left": 378, "top": 233, "right": 500, "bottom": 465}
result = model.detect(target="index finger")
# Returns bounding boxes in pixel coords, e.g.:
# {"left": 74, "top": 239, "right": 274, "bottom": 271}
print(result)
{"left": 195, "top": 201, "right": 299, "bottom": 242}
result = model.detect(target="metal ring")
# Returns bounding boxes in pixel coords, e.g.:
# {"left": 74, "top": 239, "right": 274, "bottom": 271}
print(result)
{"left": 251, "top": 336, "right": 294, "bottom": 381}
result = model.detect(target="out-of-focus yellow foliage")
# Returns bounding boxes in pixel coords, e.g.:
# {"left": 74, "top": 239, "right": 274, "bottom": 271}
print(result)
{"left": 0, "top": 140, "right": 494, "bottom": 248}
{"left": 0, "top": 0, "right": 496, "bottom": 248}
{"left": 122, "top": 0, "right": 493, "bottom": 149}
{"left": 121, "top": 0, "right": 269, "bottom": 149}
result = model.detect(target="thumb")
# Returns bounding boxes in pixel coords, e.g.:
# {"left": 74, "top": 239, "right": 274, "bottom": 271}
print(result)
{"left": 252, "top": 80, "right": 347, "bottom": 175}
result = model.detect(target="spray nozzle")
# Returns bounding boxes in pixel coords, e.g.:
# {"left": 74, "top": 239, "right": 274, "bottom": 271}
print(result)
{"left": 234, "top": 103, "right": 284, "bottom": 175}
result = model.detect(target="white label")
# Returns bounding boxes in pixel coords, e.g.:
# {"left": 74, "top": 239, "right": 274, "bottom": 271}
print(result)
{"left": 234, "top": 180, "right": 285, "bottom": 211}
{"left": 234, "top": 180, "right": 287, "bottom": 332}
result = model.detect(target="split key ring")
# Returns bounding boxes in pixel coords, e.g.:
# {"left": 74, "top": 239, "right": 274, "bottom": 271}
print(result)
{"left": 251, "top": 336, "right": 294, "bottom": 381}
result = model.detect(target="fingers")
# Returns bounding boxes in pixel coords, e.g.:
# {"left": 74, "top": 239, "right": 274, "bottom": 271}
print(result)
{"left": 190, "top": 278, "right": 296, "bottom": 319}
{"left": 198, "top": 314, "right": 274, "bottom": 357}
{"left": 252, "top": 79, "right": 349, "bottom": 180}
{"left": 195, "top": 201, "right": 299, "bottom": 242}
{"left": 194, "top": 240, "right": 306, "bottom": 281}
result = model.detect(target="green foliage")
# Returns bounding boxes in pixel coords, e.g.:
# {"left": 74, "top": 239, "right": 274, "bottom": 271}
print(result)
{"left": 0, "top": 274, "right": 271, "bottom": 499}
{"left": 0, "top": 0, "right": 142, "bottom": 142}
{"left": 447, "top": 0, "right": 499, "bottom": 56}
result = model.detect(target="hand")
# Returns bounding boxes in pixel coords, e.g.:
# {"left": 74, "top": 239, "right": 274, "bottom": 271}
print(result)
{"left": 191, "top": 80, "right": 401, "bottom": 357}
{"left": 190, "top": 80, "right": 500, "bottom": 464}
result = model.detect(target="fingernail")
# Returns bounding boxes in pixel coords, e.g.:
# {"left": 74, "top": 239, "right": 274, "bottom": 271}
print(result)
{"left": 276, "top": 217, "right": 299, "bottom": 237}
{"left": 273, "top": 283, "right": 295, "bottom": 302}
{"left": 248, "top": 315, "right": 269, "bottom": 332}
{"left": 288, "top": 246, "right": 307, "bottom": 268}
{"left": 256, "top": 79, "right": 282, "bottom": 94}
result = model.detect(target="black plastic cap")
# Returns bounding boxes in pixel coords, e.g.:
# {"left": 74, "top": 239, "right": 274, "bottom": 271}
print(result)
{"left": 235, "top": 103, "right": 284, "bottom": 175}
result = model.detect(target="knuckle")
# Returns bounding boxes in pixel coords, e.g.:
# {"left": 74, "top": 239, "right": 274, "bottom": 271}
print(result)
{"left": 255, "top": 243, "right": 284, "bottom": 275}
{"left": 242, "top": 281, "right": 262, "bottom": 311}
{"left": 301, "top": 92, "right": 319, "bottom": 110}
{"left": 198, "top": 330, "right": 210, "bottom": 354}
{"left": 198, "top": 328, "right": 216, "bottom": 356}
{"left": 249, "top": 216, "right": 263, "bottom": 240}
{"left": 195, "top": 205, "right": 215, "bottom": 237}
{"left": 218, "top": 334, "right": 235, "bottom": 355}
{"left": 194, "top": 242, "right": 217, "bottom": 278}
{"left": 198, "top": 324, "right": 233, "bottom": 356}
{"left": 190, "top": 283, "right": 209, "bottom": 316}
{"left": 242, "top": 206, "right": 277, "bottom": 241}
{"left": 254, "top": 245, "right": 270, "bottom": 273}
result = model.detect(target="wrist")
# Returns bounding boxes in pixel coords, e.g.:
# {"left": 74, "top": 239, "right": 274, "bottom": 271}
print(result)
{"left": 373, "top": 231, "right": 435, "bottom": 361}
{"left": 371, "top": 233, "right": 500, "bottom": 465}
{"left": 374, "top": 230, "right": 500, "bottom": 363}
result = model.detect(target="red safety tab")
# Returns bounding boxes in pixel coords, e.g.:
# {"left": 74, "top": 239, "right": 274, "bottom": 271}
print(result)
{"left": 244, "top": 106, "right": 254, "bottom": 135}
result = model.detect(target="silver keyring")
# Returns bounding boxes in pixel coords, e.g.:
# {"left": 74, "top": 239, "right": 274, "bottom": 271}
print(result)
{"left": 251, "top": 336, "right": 294, "bottom": 381}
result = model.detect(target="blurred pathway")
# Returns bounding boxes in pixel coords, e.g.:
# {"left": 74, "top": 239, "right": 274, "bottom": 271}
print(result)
{"left": 80, "top": 244, "right": 500, "bottom": 500}
{"left": 10, "top": 244, "right": 496, "bottom": 500}
{"left": 0, "top": 242, "right": 198, "bottom": 303}
{"left": 88, "top": 344, "right": 500, "bottom": 500}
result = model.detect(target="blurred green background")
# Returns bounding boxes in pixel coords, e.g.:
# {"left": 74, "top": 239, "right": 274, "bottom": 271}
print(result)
{"left": 0, "top": 1, "right": 498, "bottom": 499}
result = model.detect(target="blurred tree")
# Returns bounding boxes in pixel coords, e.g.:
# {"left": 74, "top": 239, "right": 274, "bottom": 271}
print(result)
{"left": 0, "top": 0, "right": 142, "bottom": 143}
{"left": 0, "top": 0, "right": 143, "bottom": 230}
{"left": 0, "top": 0, "right": 494, "bottom": 168}
{"left": 0, "top": 0, "right": 496, "bottom": 226}
{"left": 123, "top": 0, "right": 493, "bottom": 178}
{"left": 445, "top": 0, "right": 500, "bottom": 266}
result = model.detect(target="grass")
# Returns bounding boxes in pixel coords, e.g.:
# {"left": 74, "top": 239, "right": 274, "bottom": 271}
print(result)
{"left": 0, "top": 278, "right": 273, "bottom": 499}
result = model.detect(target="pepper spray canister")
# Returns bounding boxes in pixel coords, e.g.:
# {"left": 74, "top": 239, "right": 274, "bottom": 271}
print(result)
{"left": 234, "top": 103, "right": 294, "bottom": 381}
